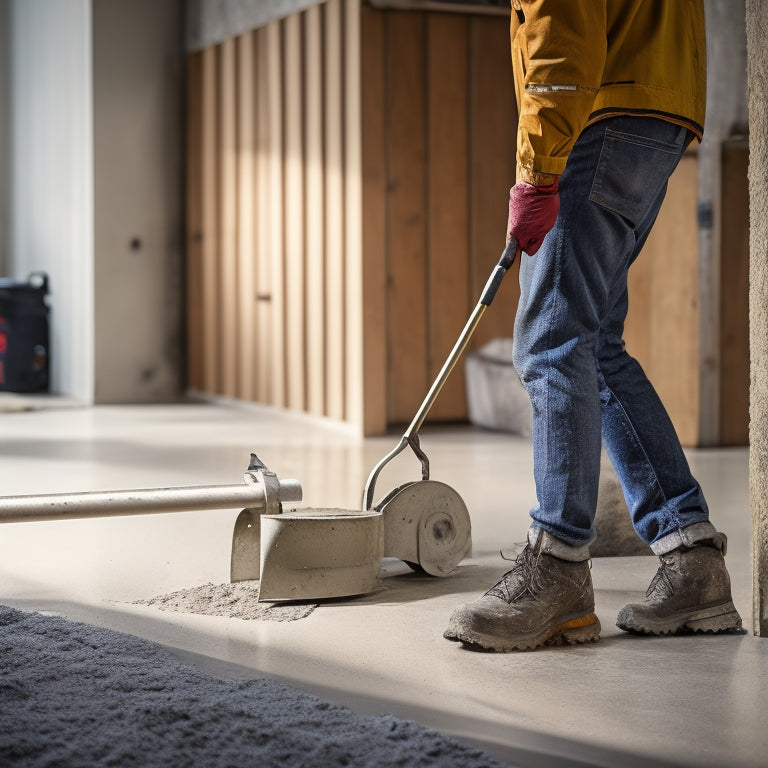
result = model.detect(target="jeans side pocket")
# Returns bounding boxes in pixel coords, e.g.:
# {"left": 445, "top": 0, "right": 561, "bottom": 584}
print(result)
{"left": 589, "top": 127, "right": 686, "bottom": 227}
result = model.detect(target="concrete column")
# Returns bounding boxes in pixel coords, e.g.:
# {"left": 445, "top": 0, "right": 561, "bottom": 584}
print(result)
{"left": 746, "top": 0, "right": 768, "bottom": 637}
{"left": 92, "top": 0, "right": 184, "bottom": 402}
{"left": 697, "top": 0, "right": 748, "bottom": 446}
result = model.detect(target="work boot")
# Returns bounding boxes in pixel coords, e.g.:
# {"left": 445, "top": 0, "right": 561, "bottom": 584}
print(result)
{"left": 443, "top": 529, "right": 600, "bottom": 651}
{"left": 616, "top": 533, "right": 742, "bottom": 635}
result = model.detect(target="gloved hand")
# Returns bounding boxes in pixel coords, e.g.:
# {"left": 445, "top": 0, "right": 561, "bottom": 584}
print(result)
{"left": 506, "top": 181, "right": 560, "bottom": 256}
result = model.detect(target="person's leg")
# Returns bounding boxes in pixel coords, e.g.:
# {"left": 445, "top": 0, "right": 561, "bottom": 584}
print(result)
{"left": 595, "top": 193, "right": 712, "bottom": 551}
{"left": 444, "top": 116, "right": 730, "bottom": 650}
{"left": 512, "top": 117, "right": 690, "bottom": 547}
{"left": 592, "top": 126, "right": 742, "bottom": 635}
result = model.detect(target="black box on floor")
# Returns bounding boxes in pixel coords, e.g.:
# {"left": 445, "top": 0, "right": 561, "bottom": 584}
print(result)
{"left": 0, "top": 272, "right": 50, "bottom": 393}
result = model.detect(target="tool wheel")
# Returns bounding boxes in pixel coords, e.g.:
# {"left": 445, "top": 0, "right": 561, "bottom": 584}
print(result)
{"left": 381, "top": 480, "right": 472, "bottom": 576}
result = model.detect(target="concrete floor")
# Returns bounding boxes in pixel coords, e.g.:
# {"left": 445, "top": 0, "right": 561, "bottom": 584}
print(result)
{"left": 0, "top": 399, "right": 764, "bottom": 768}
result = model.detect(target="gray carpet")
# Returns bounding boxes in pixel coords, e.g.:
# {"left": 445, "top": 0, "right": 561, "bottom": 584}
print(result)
{"left": 0, "top": 605, "right": 513, "bottom": 768}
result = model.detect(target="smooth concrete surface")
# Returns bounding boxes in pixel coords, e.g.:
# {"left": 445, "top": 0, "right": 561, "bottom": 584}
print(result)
{"left": 0, "top": 402, "right": 764, "bottom": 768}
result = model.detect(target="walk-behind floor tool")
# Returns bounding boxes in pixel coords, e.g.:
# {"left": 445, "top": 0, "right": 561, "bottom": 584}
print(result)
{"left": 0, "top": 241, "right": 517, "bottom": 603}
{"left": 240, "top": 239, "right": 518, "bottom": 600}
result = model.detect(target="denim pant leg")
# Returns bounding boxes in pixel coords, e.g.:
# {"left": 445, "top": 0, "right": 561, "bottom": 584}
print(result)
{"left": 596, "top": 173, "right": 710, "bottom": 552}
{"left": 512, "top": 116, "right": 708, "bottom": 548}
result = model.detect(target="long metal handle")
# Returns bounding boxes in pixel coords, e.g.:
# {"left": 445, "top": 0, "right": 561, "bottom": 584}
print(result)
{"left": 405, "top": 238, "right": 517, "bottom": 438}
{"left": 363, "top": 239, "right": 518, "bottom": 510}
{"left": 0, "top": 480, "right": 303, "bottom": 524}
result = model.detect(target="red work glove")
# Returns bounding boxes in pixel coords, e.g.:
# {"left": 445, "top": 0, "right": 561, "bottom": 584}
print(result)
{"left": 506, "top": 181, "right": 560, "bottom": 256}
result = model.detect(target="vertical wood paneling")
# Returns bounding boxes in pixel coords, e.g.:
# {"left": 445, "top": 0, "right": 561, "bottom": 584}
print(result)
{"left": 218, "top": 39, "right": 239, "bottom": 398}
{"left": 200, "top": 46, "right": 220, "bottom": 394}
{"left": 283, "top": 14, "right": 306, "bottom": 411}
{"left": 386, "top": 11, "right": 428, "bottom": 424}
{"left": 254, "top": 27, "right": 273, "bottom": 403}
{"left": 185, "top": 52, "right": 204, "bottom": 391}
{"left": 345, "top": 0, "right": 365, "bottom": 430}
{"left": 266, "top": 21, "right": 286, "bottom": 408}
{"left": 468, "top": 16, "right": 519, "bottom": 351}
{"left": 236, "top": 32, "right": 256, "bottom": 401}
{"left": 426, "top": 14, "right": 470, "bottom": 420}
{"left": 648, "top": 159, "right": 700, "bottom": 447}
{"left": 185, "top": 5, "right": 724, "bottom": 441}
{"left": 186, "top": 8, "right": 524, "bottom": 432}
{"left": 360, "top": 4, "right": 388, "bottom": 435}
{"left": 626, "top": 156, "right": 700, "bottom": 446}
{"left": 719, "top": 140, "right": 750, "bottom": 445}
{"left": 324, "top": 0, "right": 346, "bottom": 421}
{"left": 304, "top": 5, "right": 326, "bottom": 417}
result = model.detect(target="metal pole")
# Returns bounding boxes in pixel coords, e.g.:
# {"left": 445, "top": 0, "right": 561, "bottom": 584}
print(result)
{"left": 0, "top": 480, "right": 303, "bottom": 524}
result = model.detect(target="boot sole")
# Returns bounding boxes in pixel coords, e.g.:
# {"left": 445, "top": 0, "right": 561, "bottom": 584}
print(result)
{"left": 445, "top": 612, "right": 601, "bottom": 652}
{"left": 616, "top": 600, "right": 742, "bottom": 636}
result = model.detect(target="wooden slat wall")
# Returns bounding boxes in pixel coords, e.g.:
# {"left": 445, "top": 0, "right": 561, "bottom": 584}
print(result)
{"left": 219, "top": 39, "right": 238, "bottom": 399}
{"left": 304, "top": 4, "right": 326, "bottom": 418}
{"left": 344, "top": 0, "right": 365, "bottom": 431}
{"left": 385, "top": 12, "right": 429, "bottom": 422}
{"left": 719, "top": 140, "right": 750, "bottom": 445}
{"left": 324, "top": 0, "right": 346, "bottom": 422}
{"left": 361, "top": 8, "right": 519, "bottom": 427}
{"left": 283, "top": 13, "right": 305, "bottom": 412}
{"left": 185, "top": 52, "right": 203, "bottom": 391}
{"left": 360, "top": 6, "right": 388, "bottom": 435}
{"left": 187, "top": 4, "right": 742, "bottom": 443}
{"left": 624, "top": 155, "right": 701, "bottom": 447}
{"left": 200, "top": 47, "right": 220, "bottom": 395}
{"left": 185, "top": 3, "right": 517, "bottom": 433}
{"left": 236, "top": 32, "right": 256, "bottom": 401}
{"left": 427, "top": 15, "right": 470, "bottom": 420}
{"left": 186, "top": 1, "right": 364, "bottom": 424}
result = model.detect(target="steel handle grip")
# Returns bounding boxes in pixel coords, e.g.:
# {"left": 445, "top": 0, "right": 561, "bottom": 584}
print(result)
{"left": 480, "top": 239, "right": 517, "bottom": 306}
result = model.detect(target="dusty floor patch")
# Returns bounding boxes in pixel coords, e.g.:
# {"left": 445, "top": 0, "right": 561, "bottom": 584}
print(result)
{"left": 134, "top": 580, "right": 317, "bottom": 621}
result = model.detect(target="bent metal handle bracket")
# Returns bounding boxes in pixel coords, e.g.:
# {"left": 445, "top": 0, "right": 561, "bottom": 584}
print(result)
{"left": 0, "top": 453, "right": 302, "bottom": 524}
{"left": 363, "top": 239, "right": 518, "bottom": 511}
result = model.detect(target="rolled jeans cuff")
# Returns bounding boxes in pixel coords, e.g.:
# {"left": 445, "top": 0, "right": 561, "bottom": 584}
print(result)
{"left": 529, "top": 526, "right": 592, "bottom": 562}
{"left": 650, "top": 521, "right": 726, "bottom": 556}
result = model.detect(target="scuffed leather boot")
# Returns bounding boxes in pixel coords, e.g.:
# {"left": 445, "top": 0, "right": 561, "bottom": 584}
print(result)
{"left": 617, "top": 533, "right": 742, "bottom": 635}
{"left": 444, "top": 530, "right": 600, "bottom": 651}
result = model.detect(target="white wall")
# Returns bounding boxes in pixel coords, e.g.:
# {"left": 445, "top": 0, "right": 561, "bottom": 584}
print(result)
{"left": 92, "top": 0, "right": 183, "bottom": 402}
{"left": 0, "top": 0, "right": 8, "bottom": 276}
{"left": 8, "top": 0, "right": 94, "bottom": 401}
{"left": 5, "top": 0, "right": 183, "bottom": 403}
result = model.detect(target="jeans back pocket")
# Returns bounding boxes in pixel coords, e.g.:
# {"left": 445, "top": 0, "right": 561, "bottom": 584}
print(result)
{"left": 589, "top": 125, "right": 687, "bottom": 228}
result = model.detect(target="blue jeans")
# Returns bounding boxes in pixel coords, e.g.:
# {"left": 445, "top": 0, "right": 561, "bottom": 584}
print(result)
{"left": 512, "top": 116, "right": 711, "bottom": 553}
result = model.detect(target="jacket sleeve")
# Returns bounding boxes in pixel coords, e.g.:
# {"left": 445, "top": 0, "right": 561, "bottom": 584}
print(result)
{"left": 512, "top": 0, "right": 607, "bottom": 185}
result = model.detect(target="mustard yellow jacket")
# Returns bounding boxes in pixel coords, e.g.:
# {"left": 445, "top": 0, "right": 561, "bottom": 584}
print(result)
{"left": 511, "top": 0, "right": 706, "bottom": 185}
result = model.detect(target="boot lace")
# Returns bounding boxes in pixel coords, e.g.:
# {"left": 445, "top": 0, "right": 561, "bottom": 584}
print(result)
{"left": 646, "top": 554, "right": 676, "bottom": 599}
{"left": 485, "top": 544, "right": 542, "bottom": 603}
